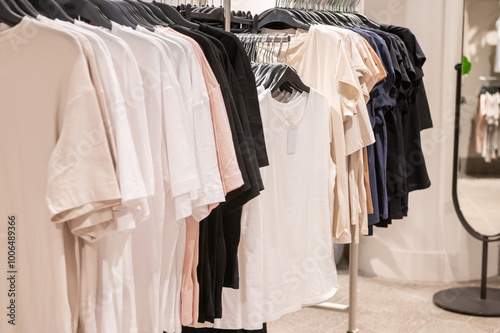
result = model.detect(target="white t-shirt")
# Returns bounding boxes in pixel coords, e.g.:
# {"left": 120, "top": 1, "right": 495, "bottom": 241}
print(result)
{"left": 132, "top": 26, "right": 205, "bottom": 333}
{"left": 215, "top": 88, "right": 337, "bottom": 330}
{"left": 75, "top": 20, "right": 154, "bottom": 200}
{"left": 274, "top": 26, "right": 361, "bottom": 244}
{"left": 81, "top": 24, "right": 151, "bottom": 333}
{"left": 148, "top": 27, "right": 227, "bottom": 333}
{"left": 112, "top": 23, "right": 169, "bottom": 333}
{"left": 0, "top": 17, "right": 120, "bottom": 333}
{"left": 74, "top": 20, "right": 161, "bottom": 333}
{"left": 146, "top": 26, "right": 225, "bottom": 219}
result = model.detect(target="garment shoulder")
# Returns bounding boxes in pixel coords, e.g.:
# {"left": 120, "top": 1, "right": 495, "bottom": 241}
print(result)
{"left": 28, "top": 20, "right": 87, "bottom": 58}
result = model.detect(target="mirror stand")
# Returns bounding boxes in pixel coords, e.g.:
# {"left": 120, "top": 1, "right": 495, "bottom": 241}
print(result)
{"left": 433, "top": 237, "right": 500, "bottom": 317}
{"left": 432, "top": 64, "right": 500, "bottom": 317}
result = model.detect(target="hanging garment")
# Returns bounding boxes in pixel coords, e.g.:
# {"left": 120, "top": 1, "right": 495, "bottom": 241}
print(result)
{"left": 0, "top": 17, "right": 121, "bottom": 333}
{"left": 214, "top": 88, "right": 338, "bottom": 330}
{"left": 261, "top": 25, "right": 369, "bottom": 244}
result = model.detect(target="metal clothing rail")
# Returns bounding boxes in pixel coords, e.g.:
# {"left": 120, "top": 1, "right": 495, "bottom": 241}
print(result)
{"left": 223, "top": 0, "right": 230, "bottom": 31}
{"left": 313, "top": 242, "right": 359, "bottom": 333}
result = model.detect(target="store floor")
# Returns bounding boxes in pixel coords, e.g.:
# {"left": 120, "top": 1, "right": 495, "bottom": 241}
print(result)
{"left": 267, "top": 261, "right": 500, "bottom": 333}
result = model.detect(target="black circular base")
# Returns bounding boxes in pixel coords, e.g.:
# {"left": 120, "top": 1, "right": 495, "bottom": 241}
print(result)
{"left": 433, "top": 287, "right": 500, "bottom": 317}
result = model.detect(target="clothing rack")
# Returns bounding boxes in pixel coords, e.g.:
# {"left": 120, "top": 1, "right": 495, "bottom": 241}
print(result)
{"left": 237, "top": 27, "right": 361, "bottom": 333}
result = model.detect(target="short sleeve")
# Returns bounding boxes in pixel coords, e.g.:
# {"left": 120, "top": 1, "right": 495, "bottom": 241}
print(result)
{"left": 47, "top": 89, "right": 121, "bottom": 235}
{"left": 336, "top": 42, "right": 360, "bottom": 119}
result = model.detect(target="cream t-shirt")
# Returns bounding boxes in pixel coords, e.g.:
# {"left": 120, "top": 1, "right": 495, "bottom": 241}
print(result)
{"left": 0, "top": 17, "right": 120, "bottom": 333}
{"left": 112, "top": 23, "right": 169, "bottom": 333}
{"left": 271, "top": 26, "right": 360, "bottom": 243}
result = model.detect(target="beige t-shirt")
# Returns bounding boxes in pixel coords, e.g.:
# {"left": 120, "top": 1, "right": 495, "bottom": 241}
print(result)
{"left": 0, "top": 17, "right": 120, "bottom": 333}
{"left": 265, "top": 26, "right": 359, "bottom": 243}
{"left": 322, "top": 27, "right": 378, "bottom": 241}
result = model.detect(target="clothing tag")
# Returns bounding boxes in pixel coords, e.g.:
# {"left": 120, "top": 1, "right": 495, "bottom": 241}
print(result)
{"left": 287, "top": 125, "right": 298, "bottom": 154}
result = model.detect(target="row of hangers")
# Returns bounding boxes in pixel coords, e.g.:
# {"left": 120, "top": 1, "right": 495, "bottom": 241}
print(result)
{"left": 237, "top": 33, "right": 290, "bottom": 63}
{"left": 258, "top": 0, "right": 378, "bottom": 31}
{"left": 275, "top": 0, "right": 361, "bottom": 12}
{"left": 249, "top": 0, "right": 376, "bottom": 97}
{"left": 238, "top": 32, "right": 309, "bottom": 95}
{"left": 0, "top": 0, "right": 234, "bottom": 30}
{"left": 180, "top": 1, "right": 256, "bottom": 32}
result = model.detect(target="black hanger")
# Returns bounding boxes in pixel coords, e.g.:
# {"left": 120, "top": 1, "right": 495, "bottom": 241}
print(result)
{"left": 84, "top": 0, "right": 135, "bottom": 29}
{"left": 258, "top": 8, "right": 309, "bottom": 31}
{"left": 270, "top": 65, "right": 310, "bottom": 94}
{"left": 5, "top": 0, "right": 30, "bottom": 17}
{"left": 57, "top": 0, "right": 112, "bottom": 30}
{"left": 14, "top": 0, "right": 38, "bottom": 17}
{"left": 186, "top": 4, "right": 223, "bottom": 23}
{"left": 285, "top": 8, "right": 315, "bottom": 26}
{"left": 320, "top": 9, "right": 342, "bottom": 26}
{"left": 312, "top": 9, "right": 334, "bottom": 25}
{"left": 0, "top": 0, "right": 22, "bottom": 25}
{"left": 30, "top": 0, "right": 73, "bottom": 22}
{"left": 115, "top": 0, "right": 153, "bottom": 29}
{"left": 153, "top": 1, "right": 198, "bottom": 29}
{"left": 124, "top": 0, "right": 164, "bottom": 26}
{"left": 257, "top": 7, "right": 275, "bottom": 21}
{"left": 262, "top": 63, "right": 286, "bottom": 89}
{"left": 255, "top": 63, "right": 270, "bottom": 86}
{"left": 256, "top": 64, "right": 275, "bottom": 87}
{"left": 139, "top": 0, "right": 174, "bottom": 26}
{"left": 352, "top": 12, "right": 379, "bottom": 28}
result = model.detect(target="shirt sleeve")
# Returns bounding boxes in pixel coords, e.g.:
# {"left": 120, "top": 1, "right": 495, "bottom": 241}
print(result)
{"left": 47, "top": 88, "right": 121, "bottom": 238}
{"left": 336, "top": 40, "right": 360, "bottom": 120}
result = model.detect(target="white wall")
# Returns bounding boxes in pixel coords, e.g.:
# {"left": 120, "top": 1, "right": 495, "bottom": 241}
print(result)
{"left": 360, "top": 0, "right": 499, "bottom": 282}
{"left": 235, "top": 0, "right": 499, "bottom": 282}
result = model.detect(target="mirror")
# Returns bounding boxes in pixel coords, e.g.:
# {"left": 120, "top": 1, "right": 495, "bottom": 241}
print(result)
{"left": 459, "top": 0, "right": 500, "bottom": 238}
{"left": 433, "top": 0, "right": 500, "bottom": 318}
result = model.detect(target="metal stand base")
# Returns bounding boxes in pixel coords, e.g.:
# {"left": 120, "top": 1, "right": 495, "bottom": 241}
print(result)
{"left": 433, "top": 287, "right": 500, "bottom": 317}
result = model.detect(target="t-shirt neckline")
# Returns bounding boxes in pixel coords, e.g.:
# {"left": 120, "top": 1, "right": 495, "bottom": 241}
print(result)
{"left": 266, "top": 88, "right": 313, "bottom": 129}
{"left": 0, "top": 16, "right": 31, "bottom": 46}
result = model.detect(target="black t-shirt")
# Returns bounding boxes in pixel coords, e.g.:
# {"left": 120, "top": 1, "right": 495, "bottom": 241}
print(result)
{"left": 370, "top": 28, "right": 431, "bottom": 224}
{"left": 381, "top": 24, "right": 433, "bottom": 131}
{"left": 381, "top": 24, "right": 432, "bottom": 197}
{"left": 367, "top": 29, "right": 407, "bottom": 223}
{"left": 172, "top": 25, "right": 264, "bottom": 323}
{"left": 198, "top": 24, "right": 269, "bottom": 168}
{"left": 381, "top": 26, "right": 432, "bottom": 214}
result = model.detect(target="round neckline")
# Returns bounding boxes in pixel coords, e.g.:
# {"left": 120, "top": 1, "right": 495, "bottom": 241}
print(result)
{"left": 266, "top": 88, "right": 313, "bottom": 129}
{"left": 0, "top": 16, "right": 31, "bottom": 46}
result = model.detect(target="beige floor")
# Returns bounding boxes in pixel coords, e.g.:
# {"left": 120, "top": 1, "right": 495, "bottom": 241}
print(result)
{"left": 267, "top": 262, "right": 500, "bottom": 333}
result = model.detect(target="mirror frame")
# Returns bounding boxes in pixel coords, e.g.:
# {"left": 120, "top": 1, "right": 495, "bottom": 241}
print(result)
{"left": 453, "top": 0, "right": 500, "bottom": 242}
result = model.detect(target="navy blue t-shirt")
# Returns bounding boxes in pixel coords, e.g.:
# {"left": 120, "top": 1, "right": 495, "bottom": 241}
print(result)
{"left": 347, "top": 27, "right": 394, "bottom": 228}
